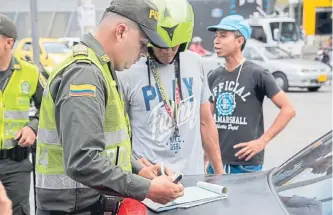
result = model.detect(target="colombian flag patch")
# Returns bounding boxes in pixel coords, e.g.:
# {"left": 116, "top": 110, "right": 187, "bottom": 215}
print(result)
{"left": 69, "top": 84, "right": 96, "bottom": 97}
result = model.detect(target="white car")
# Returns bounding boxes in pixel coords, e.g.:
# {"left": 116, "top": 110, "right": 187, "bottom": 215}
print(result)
{"left": 243, "top": 40, "right": 331, "bottom": 92}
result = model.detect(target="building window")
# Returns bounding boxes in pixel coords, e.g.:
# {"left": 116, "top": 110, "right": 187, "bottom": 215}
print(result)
{"left": 270, "top": 22, "right": 300, "bottom": 42}
{"left": 315, "top": 7, "right": 332, "bottom": 35}
{"left": 251, "top": 26, "right": 267, "bottom": 43}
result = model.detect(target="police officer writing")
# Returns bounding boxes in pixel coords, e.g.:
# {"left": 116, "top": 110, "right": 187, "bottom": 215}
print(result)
{"left": 0, "top": 14, "right": 44, "bottom": 215}
{"left": 35, "top": 0, "right": 184, "bottom": 214}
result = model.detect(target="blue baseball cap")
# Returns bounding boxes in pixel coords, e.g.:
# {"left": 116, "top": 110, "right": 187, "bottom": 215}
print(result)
{"left": 207, "top": 15, "right": 252, "bottom": 40}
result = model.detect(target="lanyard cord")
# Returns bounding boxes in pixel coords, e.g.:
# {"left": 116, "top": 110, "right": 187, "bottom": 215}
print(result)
{"left": 146, "top": 55, "right": 183, "bottom": 99}
{"left": 147, "top": 56, "right": 182, "bottom": 133}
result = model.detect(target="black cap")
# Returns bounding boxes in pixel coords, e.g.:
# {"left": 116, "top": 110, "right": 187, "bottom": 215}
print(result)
{"left": 106, "top": 0, "right": 167, "bottom": 48}
{"left": 0, "top": 14, "right": 17, "bottom": 40}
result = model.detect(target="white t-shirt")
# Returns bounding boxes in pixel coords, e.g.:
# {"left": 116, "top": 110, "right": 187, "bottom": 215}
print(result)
{"left": 117, "top": 51, "right": 211, "bottom": 174}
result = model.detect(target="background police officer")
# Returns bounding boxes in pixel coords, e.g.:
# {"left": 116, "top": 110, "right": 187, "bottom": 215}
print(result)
{"left": 35, "top": 0, "right": 184, "bottom": 214}
{"left": 0, "top": 14, "right": 44, "bottom": 215}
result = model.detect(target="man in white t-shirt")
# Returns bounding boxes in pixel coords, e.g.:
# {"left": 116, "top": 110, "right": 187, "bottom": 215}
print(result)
{"left": 117, "top": 0, "right": 223, "bottom": 175}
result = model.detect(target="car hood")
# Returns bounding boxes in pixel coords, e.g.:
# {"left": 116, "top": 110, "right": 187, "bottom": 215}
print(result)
{"left": 269, "top": 59, "right": 330, "bottom": 70}
{"left": 147, "top": 171, "right": 288, "bottom": 215}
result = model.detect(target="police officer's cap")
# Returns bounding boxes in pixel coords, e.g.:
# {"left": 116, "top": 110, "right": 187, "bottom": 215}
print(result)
{"left": 105, "top": 0, "right": 168, "bottom": 48}
{"left": 0, "top": 14, "right": 17, "bottom": 40}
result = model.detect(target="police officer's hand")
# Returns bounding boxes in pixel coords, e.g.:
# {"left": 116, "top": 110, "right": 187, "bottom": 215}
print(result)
{"left": 14, "top": 126, "right": 36, "bottom": 147}
{"left": 138, "top": 164, "right": 174, "bottom": 180}
{"left": 146, "top": 175, "right": 184, "bottom": 205}
{"left": 0, "top": 181, "right": 12, "bottom": 215}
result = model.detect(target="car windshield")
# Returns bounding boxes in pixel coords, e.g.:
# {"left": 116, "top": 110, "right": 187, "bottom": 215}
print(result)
{"left": 260, "top": 46, "right": 292, "bottom": 59}
{"left": 43, "top": 42, "right": 70, "bottom": 54}
{"left": 270, "top": 21, "right": 300, "bottom": 42}
{"left": 272, "top": 131, "right": 332, "bottom": 215}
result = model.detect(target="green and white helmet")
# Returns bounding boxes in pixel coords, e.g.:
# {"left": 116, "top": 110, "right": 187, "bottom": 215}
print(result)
{"left": 150, "top": 0, "right": 194, "bottom": 52}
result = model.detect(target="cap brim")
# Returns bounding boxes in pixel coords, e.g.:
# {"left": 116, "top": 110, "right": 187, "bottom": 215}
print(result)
{"left": 207, "top": 24, "right": 238, "bottom": 32}
{"left": 140, "top": 25, "right": 168, "bottom": 48}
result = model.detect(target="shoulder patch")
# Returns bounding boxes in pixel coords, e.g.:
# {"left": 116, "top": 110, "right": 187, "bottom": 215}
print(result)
{"left": 100, "top": 54, "right": 110, "bottom": 63}
{"left": 72, "top": 44, "right": 88, "bottom": 57}
{"left": 69, "top": 84, "right": 96, "bottom": 97}
{"left": 39, "top": 73, "right": 47, "bottom": 89}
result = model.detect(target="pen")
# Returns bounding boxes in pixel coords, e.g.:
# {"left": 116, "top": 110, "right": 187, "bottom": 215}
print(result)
{"left": 115, "top": 146, "right": 120, "bottom": 166}
{"left": 161, "top": 162, "right": 165, "bottom": 176}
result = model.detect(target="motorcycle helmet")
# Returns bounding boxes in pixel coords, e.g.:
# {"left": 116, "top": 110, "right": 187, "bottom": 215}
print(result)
{"left": 149, "top": 0, "right": 194, "bottom": 52}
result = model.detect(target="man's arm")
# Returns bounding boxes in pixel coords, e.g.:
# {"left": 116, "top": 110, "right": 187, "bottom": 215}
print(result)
{"left": 200, "top": 103, "right": 223, "bottom": 174}
{"left": 26, "top": 73, "right": 45, "bottom": 134}
{"left": 204, "top": 98, "right": 215, "bottom": 167}
{"left": 54, "top": 63, "right": 151, "bottom": 200}
{"left": 261, "top": 91, "right": 296, "bottom": 144}
{"left": 259, "top": 70, "right": 296, "bottom": 144}
{"left": 199, "top": 62, "right": 223, "bottom": 174}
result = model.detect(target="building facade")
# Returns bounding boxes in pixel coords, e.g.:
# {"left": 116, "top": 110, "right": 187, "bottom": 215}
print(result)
{"left": 303, "top": 0, "right": 332, "bottom": 44}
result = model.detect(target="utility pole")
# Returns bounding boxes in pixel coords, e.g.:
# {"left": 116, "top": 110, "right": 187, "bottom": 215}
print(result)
{"left": 29, "top": 0, "right": 40, "bottom": 66}
{"left": 29, "top": 2, "right": 39, "bottom": 214}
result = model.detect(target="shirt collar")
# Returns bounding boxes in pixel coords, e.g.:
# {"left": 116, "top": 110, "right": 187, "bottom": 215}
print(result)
{"left": 9, "top": 56, "right": 21, "bottom": 71}
{"left": 81, "top": 33, "right": 111, "bottom": 65}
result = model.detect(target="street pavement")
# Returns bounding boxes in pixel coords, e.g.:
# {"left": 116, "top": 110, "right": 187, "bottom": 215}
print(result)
{"left": 263, "top": 84, "right": 332, "bottom": 170}
{"left": 29, "top": 85, "right": 332, "bottom": 214}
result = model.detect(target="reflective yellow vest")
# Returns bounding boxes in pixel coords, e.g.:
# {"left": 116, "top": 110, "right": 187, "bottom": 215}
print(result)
{"left": 35, "top": 44, "right": 132, "bottom": 190}
{"left": 0, "top": 57, "right": 39, "bottom": 149}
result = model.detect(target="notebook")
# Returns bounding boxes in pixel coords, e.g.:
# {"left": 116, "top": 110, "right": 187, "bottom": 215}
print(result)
{"left": 142, "top": 181, "right": 228, "bottom": 212}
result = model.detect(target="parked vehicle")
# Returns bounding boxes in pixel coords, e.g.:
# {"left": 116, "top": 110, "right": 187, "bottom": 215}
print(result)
{"left": 13, "top": 37, "right": 70, "bottom": 70}
{"left": 246, "top": 7, "right": 305, "bottom": 57}
{"left": 242, "top": 40, "right": 331, "bottom": 91}
{"left": 146, "top": 131, "right": 332, "bottom": 215}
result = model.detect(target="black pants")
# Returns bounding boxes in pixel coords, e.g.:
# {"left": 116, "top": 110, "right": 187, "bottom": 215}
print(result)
{"left": 0, "top": 158, "right": 32, "bottom": 215}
